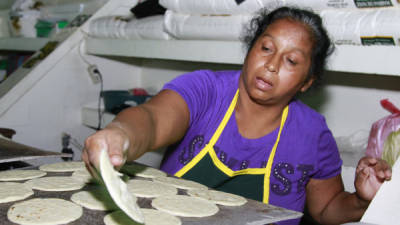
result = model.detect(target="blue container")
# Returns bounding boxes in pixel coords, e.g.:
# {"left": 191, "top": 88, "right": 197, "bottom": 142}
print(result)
{"left": 101, "top": 90, "right": 151, "bottom": 114}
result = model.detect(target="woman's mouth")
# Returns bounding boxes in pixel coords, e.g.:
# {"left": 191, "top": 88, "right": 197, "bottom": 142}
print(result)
{"left": 255, "top": 77, "right": 273, "bottom": 91}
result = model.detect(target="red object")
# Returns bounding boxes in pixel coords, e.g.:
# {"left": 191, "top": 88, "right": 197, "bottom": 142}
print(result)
{"left": 366, "top": 99, "right": 400, "bottom": 158}
{"left": 131, "top": 88, "right": 149, "bottom": 96}
{"left": 380, "top": 99, "right": 400, "bottom": 114}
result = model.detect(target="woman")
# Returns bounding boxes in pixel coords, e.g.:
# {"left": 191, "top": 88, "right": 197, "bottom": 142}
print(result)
{"left": 83, "top": 7, "right": 391, "bottom": 225}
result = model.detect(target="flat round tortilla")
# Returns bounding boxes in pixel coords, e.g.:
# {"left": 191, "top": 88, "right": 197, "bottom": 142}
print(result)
{"left": 7, "top": 198, "right": 83, "bottom": 225}
{"left": 121, "top": 164, "right": 167, "bottom": 178}
{"left": 71, "top": 168, "right": 95, "bottom": 184}
{"left": 127, "top": 179, "right": 177, "bottom": 198}
{"left": 70, "top": 187, "right": 120, "bottom": 211}
{"left": 151, "top": 195, "right": 219, "bottom": 217}
{"left": 99, "top": 148, "right": 144, "bottom": 223}
{"left": 187, "top": 189, "right": 247, "bottom": 206}
{"left": 25, "top": 176, "right": 85, "bottom": 191}
{"left": 39, "top": 161, "right": 86, "bottom": 172}
{"left": 0, "top": 182, "right": 34, "bottom": 203}
{"left": 104, "top": 209, "right": 181, "bottom": 225}
{"left": 0, "top": 169, "right": 46, "bottom": 181}
{"left": 153, "top": 176, "right": 208, "bottom": 191}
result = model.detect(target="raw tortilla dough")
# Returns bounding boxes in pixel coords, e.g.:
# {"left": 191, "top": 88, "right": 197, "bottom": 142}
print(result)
{"left": 104, "top": 209, "right": 182, "bottom": 225}
{"left": 121, "top": 164, "right": 167, "bottom": 178}
{"left": 7, "top": 198, "right": 83, "bottom": 225}
{"left": 25, "top": 176, "right": 85, "bottom": 191}
{"left": 70, "top": 187, "right": 121, "bottom": 211}
{"left": 187, "top": 189, "right": 247, "bottom": 206}
{"left": 39, "top": 161, "right": 86, "bottom": 172}
{"left": 153, "top": 176, "right": 208, "bottom": 190}
{"left": 0, "top": 182, "right": 34, "bottom": 203}
{"left": 99, "top": 148, "right": 144, "bottom": 223}
{"left": 127, "top": 179, "right": 177, "bottom": 198}
{"left": 0, "top": 169, "right": 46, "bottom": 181}
{"left": 71, "top": 168, "right": 95, "bottom": 183}
{"left": 152, "top": 195, "right": 219, "bottom": 217}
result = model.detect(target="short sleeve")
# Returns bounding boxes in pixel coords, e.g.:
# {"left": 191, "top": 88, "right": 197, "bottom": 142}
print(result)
{"left": 162, "top": 70, "right": 216, "bottom": 126}
{"left": 313, "top": 129, "right": 343, "bottom": 179}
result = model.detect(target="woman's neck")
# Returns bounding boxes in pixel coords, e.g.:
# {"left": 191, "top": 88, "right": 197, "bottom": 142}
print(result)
{"left": 235, "top": 82, "right": 288, "bottom": 139}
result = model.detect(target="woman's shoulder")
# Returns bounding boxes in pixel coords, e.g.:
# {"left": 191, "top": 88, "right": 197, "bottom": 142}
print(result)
{"left": 171, "top": 69, "right": 239, "bottom": 88}
{"left": 192, "top": 69, "right": 240, "bottom": 82}
{"left": 288, "top": 99, "right": 329, "bottom": 130}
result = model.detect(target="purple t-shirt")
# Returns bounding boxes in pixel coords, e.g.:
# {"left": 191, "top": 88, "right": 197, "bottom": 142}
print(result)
{"left": 161, "top": 70, "right": 342, "bottom": 224}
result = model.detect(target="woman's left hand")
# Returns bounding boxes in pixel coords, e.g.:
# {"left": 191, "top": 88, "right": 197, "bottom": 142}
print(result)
{"left": 354, "top": 156, "right": 392, "bottom": 203}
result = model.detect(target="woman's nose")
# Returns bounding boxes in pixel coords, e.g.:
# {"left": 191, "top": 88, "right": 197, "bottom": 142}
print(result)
{"left": 266, "top": 63, "right": 277, "bottom": 72}
{"left": 265, "top": 55, "right": 279, "bottom": 73}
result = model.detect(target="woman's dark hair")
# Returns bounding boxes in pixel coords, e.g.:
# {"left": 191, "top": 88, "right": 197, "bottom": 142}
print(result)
{"left": 242, "top": 6, "right": 334, "bottom": 87}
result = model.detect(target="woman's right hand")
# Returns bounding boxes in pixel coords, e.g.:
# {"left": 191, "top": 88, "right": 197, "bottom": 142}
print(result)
{"left": 81, "top": 122, "right": 130, "bottom": 178}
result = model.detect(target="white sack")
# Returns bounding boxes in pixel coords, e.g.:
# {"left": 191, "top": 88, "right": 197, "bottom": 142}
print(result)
{"left": 164, "top": 10, "right": 252, "bottom": 41}
{"left": 274, "top": 0, "right": 399, "bottom": 10}
{"left": 89, "top": 16, "right": 129, "bottom": 38}
{"left": 160, "top": 0, "right": 265, "bottom": 15}
{"left": 321, "top": 8, "right": 400, "bottom": 46}
{"left": 124, "top": 15, "right": 171, "bottom": 40}
{"left": 89, "top": 15, "right": 170, "bottom": 40}
{"left": 160, "top": 0, "right": 399, "bottom": 15}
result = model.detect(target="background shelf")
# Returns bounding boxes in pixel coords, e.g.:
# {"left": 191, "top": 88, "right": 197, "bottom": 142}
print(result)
{"left": 0, "top": 38, "right": 49, "bottom": 52}
{"left": 85, "top": 37, "right": 400, "bottom": 76}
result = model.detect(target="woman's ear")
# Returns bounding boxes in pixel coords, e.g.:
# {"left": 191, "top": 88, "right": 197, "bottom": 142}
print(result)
{"left": 300, "top": 77, "right": 315, "bottom": 92}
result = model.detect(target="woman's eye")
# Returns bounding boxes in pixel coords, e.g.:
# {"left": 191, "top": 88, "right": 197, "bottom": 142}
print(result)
{"left": 287, "top": 58, "right": 297, "bottom": 65}
{"left": 262, "top": 46, "right": 270, "bottom": 51}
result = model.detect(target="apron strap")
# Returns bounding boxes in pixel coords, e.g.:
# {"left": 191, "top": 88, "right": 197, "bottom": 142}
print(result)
{"left": 263, "top": 105, "right": 289, "bottom": 203}
{"left": 208, "top": 89, "right": 239, "bottom": 146}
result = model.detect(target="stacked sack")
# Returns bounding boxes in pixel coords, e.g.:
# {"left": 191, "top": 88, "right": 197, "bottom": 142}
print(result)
{"left": 274, "top": 0, "right": 400, "bottom": 46}
{"left": 160, "top": 0, "right": 260, "bottom": 41}
{"left": 88, "top": 0, "right": 257, "bottom": 41}
{"left": 88, "top": 0, "right": 400, "bottom": 46}
{"left": 161, "top": 0, "right": 400, "bottom": 45}
{"left": 88, "top": 0, "right": 171, "bottom": 40}
{"left": 88, "top": 15, "right": 171, "bottom": 40}
{"left": 320, "top": 7, "right": 400, "bottom": 46}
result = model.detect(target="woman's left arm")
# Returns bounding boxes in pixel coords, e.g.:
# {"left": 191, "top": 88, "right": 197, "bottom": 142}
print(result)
{"left": 306, "top": 156, "right": 391, "bottom": 225}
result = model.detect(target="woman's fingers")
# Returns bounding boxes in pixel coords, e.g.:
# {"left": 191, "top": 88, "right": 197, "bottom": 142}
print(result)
{"left": 82, "top": 127, "right": 130, "bottom": 176}
{"left": 106, "top": 132, "right": 128, "bottom": 167}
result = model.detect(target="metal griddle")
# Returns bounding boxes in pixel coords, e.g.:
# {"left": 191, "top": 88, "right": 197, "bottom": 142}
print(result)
{"left": 0, "top": 137, "right": 71, "bottom": 163}
{"left": 0, "top": 165, "right": 302, "bottom": 225}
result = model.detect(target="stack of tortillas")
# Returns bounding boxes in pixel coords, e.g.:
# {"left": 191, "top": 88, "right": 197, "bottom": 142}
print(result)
{"left": 0, "top": 156, "right": 250, "bottom": 225}
{"left": 1, "top": 161, "right": 89, "bottom": 225}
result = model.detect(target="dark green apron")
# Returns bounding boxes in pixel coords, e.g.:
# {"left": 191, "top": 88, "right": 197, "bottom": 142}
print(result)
{"left": 175, "top": 90, "right": 289, "bottom": 203}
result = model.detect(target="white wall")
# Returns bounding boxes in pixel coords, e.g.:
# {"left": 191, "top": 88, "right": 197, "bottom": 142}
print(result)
{"left": 301, "top": 71, "right": 400, "bottom": 136}
{"left": 0, "top": 46, "right": 142, "bottom": 165}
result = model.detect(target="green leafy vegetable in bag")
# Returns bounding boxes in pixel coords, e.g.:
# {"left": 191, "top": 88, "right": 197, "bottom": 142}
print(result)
{"left": 382, "top": 129, "right": 400, "bottom": 167}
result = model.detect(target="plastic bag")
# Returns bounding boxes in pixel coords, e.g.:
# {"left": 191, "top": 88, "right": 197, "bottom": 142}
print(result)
{"left": 382, "top": 129, "right": 400, "bottom": 167}
{"left": 366, "top": 99, "right": 400, "bottom": 160}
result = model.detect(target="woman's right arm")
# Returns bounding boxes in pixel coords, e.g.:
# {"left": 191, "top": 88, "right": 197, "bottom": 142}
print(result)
{"left": 82, "top": 89, "right": 190, "bottom": 172}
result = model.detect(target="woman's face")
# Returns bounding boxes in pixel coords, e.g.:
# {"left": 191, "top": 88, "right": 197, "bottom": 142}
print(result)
{"left": 241, "top": 18, "right": 314, "bottom": 105}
